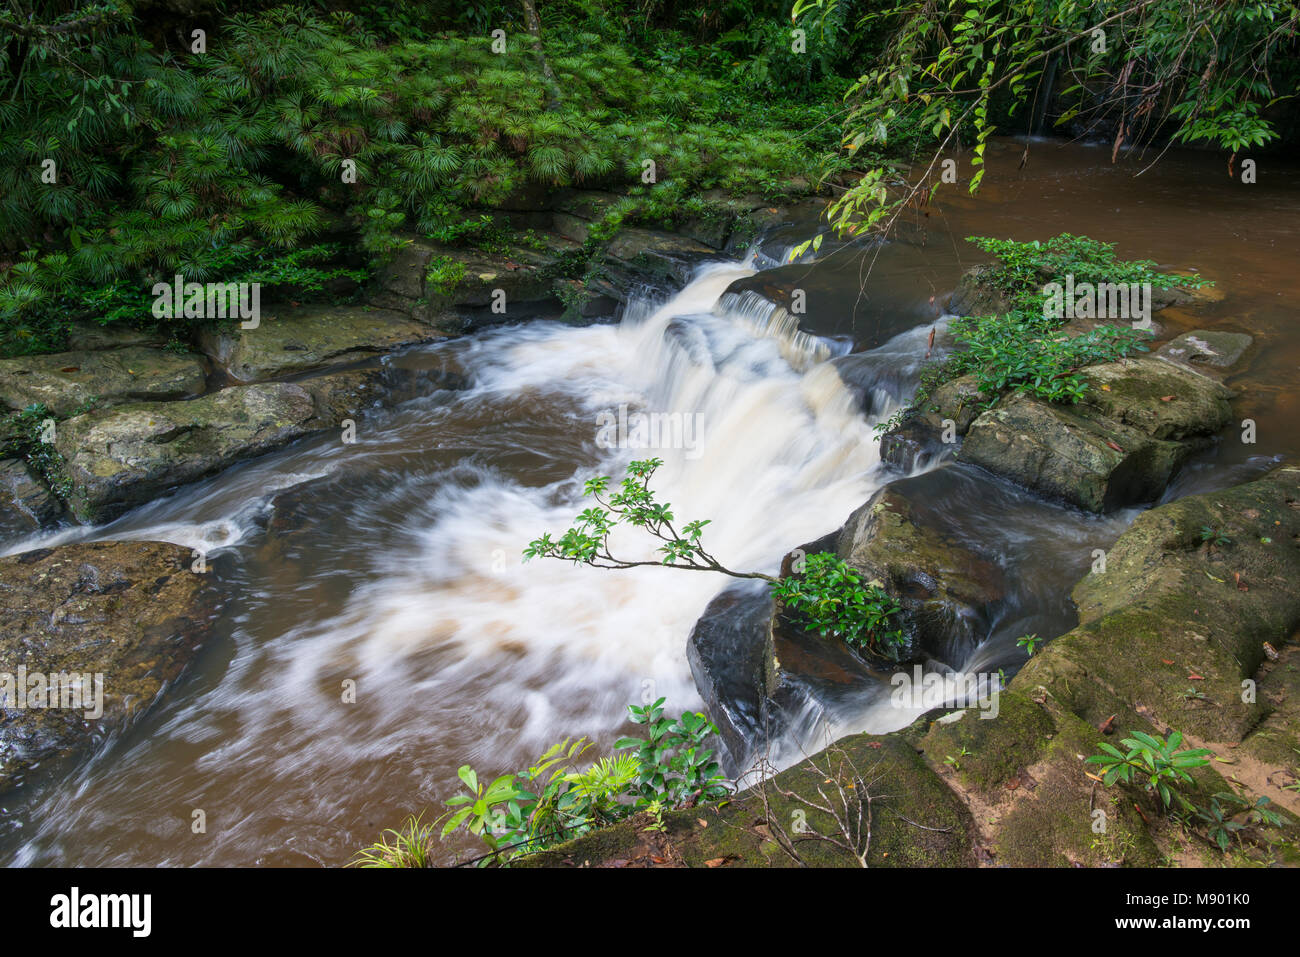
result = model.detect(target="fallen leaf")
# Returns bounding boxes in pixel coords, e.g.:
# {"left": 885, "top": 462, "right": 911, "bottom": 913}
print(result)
{"left": 1160, "top": 659, "right": 1174, "bottom": 665}
{"left": 1160, "top": 395, "right": 1175, "bottom": 402}
{"left": 1105, "top": 439, "right": 1124, "bottom": 452}
{"left": 651, "top": 856, "right": 667, "bottom": 865}
{"left": 866, "top": 741, "right": 883, "bottom": 749}
{"left": 59, "top": 366, "right": 80, "bottom": 373}
{"left": 1263, "top": 642, "right": 1279, "bottom": 661}
{"left": 697, "top": 818, "right": 708, "bottom": 828}
{"left": 1099, "top": 714, "right": 1118, "bottom": 735}
{"left": 1188, "top": 674, "right": 1205, "bottom": 680}
{"left": 704, "top": 857, "right": 728, "bottom": 868}
{"left": 1234, "top": 572, "right": 1248, "bottom": 592}
{"left": 1085, "top": 772, "right": 1105, "bottom": 784}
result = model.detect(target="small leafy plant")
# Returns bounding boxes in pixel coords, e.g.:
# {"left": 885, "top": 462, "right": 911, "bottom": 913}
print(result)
{"left": 1016, "top": 633, "right": 1042, "bottom": 656}
{"left": 1200, "top": 525, "right": 1232, "bottom": 548}
{"left": 772, "top": 553, "right": 905, "bottom": 658}
{"left": 1085, "top": 730, "right": 1212, "bottom": 812}
{"left": 433, "top": 698, "right": 730, "bottom": 864}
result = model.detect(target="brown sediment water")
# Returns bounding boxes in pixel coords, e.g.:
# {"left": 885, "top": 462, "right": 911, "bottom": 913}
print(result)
{"left": 0, "top": 138, "right": 1295, "bottom": 866}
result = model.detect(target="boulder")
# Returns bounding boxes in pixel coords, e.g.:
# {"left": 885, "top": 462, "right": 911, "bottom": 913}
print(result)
{"left": 64, "top": 321, "right": 167, "bottom": 352}
{"left": 836, "top": 483, "right": 1006, "bottom": 660}
{"left": 374, "top": 233, "right": 582, "bottom": 321}
{"left": 596, "top": 228, "right": 718, "bottom": 290}
{"left": 958, "top": 358, "right": 1232, "bottom": 512}
{"left": 0, "top": 540, "right": 221, "bottom": 791}
{"left": 945, "top": 264, "right": 1012, "bottom": 317}
{"left": 54, "top": 382, "right": 350, "bottom": 522}
{"left": 685, "top": 583, "right": 780, "bottom": 769}
{"left": 1016, "top": 464, "right": 1300, "bottom": 744}
{"left": 0, "top": 347, "right": 205, "bottom": 417}
{"left": 198, "top": 304, "right": 440, "bottom": 382}
{"left": 517, "top": 731, "right": 976, "bottom": 868}
{"left": 879, "top": 374, "right": 987, "bottom": 472}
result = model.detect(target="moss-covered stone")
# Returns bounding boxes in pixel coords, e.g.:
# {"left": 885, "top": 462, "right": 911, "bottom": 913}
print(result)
{"left": 958, "top": 357, "right": 1232, "bottom": 513}
{"left": 0, "top": 346, "right": 205, "bottom": 417}
{"left": 1018, "top": 464, "right": 1300, "bottom": 744}
{"left": 518, "top": 732, "right": 975, "bottom": 868}
{"left": 199, "top": 304, "right": 441, "bottom": 382}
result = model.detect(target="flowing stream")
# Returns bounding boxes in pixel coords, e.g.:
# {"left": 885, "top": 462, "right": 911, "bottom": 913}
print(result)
{"left": 1, "top": 139, "right": 1298, "bottom": 866}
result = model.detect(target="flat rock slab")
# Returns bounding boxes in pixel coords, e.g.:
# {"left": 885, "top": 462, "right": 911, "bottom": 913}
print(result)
{"left": 1157, "top": 329, "right": 1254, "bottom": 372}
{"left": 0, "top": 540, "right": 220, "bottom": 791}
{"left": 55, "top": 382, "right": 341, "bottom": 522}
{"left": 0, "top": 347, "right": 205, "bottom": 417}
{"left": 959, "top": 358, "right": 1232, "bottom": 512}
{"left": 199, "top": 304, "right": 440, "bottom": 382}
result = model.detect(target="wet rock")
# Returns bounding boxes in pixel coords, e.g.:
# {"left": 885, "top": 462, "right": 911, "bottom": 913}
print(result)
{"left": 879, "top": 375, "right": 987, "bottom": 471}
{"left": 1016, "top": 464, "right": 1300, "bottom": 744}
{"left": 55, "top": 382, "right": 350, "bottom": 522}
{"left": 375, "top": 233, "right": 581, "bottom": 320}
{"left": 65, "top": 321, "right": 167, "bottom": 352}
{"left": 198, "top": 304, "right": 441, "bottom": 382}
{"left": 1157, "top": 329, "right": 1254, "bottom": 372}
{"left": 596, "top": 228, "right": 718, "bottom": 290}
{"left": 0, "top": 347, "right": 205, "bottom": 417}
{"left": 836, "top": 483, "right": 1005, "bottom": 659}
{"left": 0, "top": 458, "right": 61, "bottom": 536}
{"left": 0, "top": 540, "right": 221, "bottom": 792}
{"left": 959, "top": 358, "right": 1232, "bottom": 512}
{"left": 945, "top": 264, "right": 1013, "bottom": 317}
{"left": 686, "top": 583, "right": 780, "bottom": 769}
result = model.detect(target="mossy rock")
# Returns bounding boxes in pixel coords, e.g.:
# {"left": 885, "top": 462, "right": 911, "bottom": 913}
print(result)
{"left": 0, "top": 346, "right": 205, "bottom": 417}
{"left": 1018, "top": 464, "right": 1300, "bottom": 743}
{"left": 518, "top": 733, "right": 975, "bottom": 868}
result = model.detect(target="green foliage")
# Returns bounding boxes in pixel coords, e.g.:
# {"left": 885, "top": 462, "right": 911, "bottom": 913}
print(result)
{"left": 436, "top": 699, "right": 730, "bottom": 864}
{"left": 425, "top": 256, "right": 467, "bottom": 298}
{"left": 1194, "top": 793, "right": 1283, "bottom": 853}
{"left": 1016, "top": 633, "right": 1041, "bottom": 656}
{"left": 966, "top": 234, "right": 1209, "bottom": 307}
{"left": 1, "top": 3, "right": 837, "bottom": 355}
{"left": 351, "top": 812, "right": 438, "bottom": 868}
{"left": 1, "top": 402, "right": 77, "bottom": 501}
{"left": 1200, "top": 525, "right": 1232, "bottom": 548}
{"left": 615, "top": 697, "right": 730, "bottom": 809}
{"left": 1085, "top": 730, "right": 1211, "bottom": 813}
{"left": 772, "top": 552, "right": 906, "bottom": 659}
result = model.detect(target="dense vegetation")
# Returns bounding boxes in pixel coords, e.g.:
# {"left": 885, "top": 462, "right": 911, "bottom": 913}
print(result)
{"left": 0, "top": 0, "right": 889, "bottom": 356}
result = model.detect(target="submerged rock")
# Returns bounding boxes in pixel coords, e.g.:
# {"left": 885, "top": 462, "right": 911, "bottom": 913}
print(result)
{"left": 0, "top": 346, "right": 205, "bottom": 417}
{"left": 958, "top": 358, "right": 1232, "bottom": 512}
{"left": 1157, "top": 329, "right": 1254, "bottom": 372}
{"left": 199, "top": 304, "right": 440, "bottom": 382}
{"left": 0, "top": 540, "right": 221, "bottom": 792}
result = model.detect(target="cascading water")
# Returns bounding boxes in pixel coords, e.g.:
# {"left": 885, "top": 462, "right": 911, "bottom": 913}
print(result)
{"left": 0, "top": 252, "right": 943, "bottom": 866}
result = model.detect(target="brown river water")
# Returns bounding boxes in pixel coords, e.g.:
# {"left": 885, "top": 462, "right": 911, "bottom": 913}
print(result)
{"left": 1, "top": 138, "right": 1296, "bottom": 866}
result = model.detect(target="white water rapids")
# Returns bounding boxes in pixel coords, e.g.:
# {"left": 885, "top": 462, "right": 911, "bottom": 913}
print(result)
{"left": 3, "top": 254, "right": 976, "bottom": 865}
